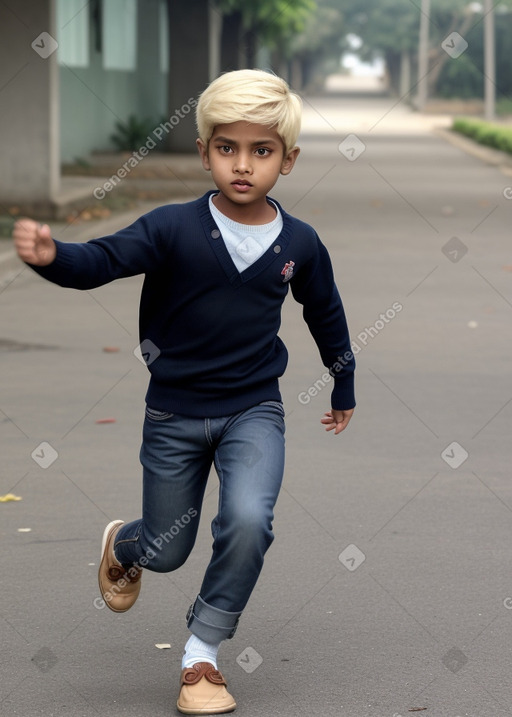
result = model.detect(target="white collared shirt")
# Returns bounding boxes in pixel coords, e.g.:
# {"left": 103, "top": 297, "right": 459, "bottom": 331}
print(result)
{"left": 209, "top": 194, "right": 283, "bottom": 273}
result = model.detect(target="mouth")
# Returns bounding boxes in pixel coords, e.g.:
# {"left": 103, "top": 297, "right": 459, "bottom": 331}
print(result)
{"left": 231, "top": 180, "right": 253, "bottom": 191}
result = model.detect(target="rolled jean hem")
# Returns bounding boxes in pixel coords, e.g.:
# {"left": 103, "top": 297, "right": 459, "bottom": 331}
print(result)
{"left": 187, "top": 594, "right": 242, "bottom": 642}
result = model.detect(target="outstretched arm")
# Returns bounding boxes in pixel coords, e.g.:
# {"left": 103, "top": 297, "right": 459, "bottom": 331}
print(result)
{"left": 12, "top": 209, "right": 167, "bottom": 290}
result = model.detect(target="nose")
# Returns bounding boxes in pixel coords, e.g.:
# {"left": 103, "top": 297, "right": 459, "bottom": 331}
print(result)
{"left": 233, "top": 151, "right": 252, "bottom": 174}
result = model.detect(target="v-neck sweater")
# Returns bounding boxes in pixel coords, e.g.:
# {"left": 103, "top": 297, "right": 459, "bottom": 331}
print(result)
{"left": 29, "top": 190, "right": 355, "bottom": 417}
{"left": 209, "top": 193, "right": 283, "bottom": 272}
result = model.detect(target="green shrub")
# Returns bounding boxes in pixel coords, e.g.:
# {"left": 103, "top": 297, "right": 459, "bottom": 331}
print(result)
{"left": 497, "top": 129, "right": 512, "bottom": 153}
{"left": 474, "top": 124, "right": 499, "bottom": 148}
{"left": 110, "top": 115, "right": 157, "bottom": 152}
{"left": 452, "top": 117, "right": 512, "bottom": 155}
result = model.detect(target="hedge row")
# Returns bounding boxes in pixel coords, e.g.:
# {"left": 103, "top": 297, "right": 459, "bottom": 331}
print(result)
{"left": 452, "top": 117, "right": 512, "bottom": 154}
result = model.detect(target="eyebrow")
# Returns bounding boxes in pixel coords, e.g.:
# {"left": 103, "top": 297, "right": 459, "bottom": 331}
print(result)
{"left": 212, "top": 136, "right": 280, "bottom": 147}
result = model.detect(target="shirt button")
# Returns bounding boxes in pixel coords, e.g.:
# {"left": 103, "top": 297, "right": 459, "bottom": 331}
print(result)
{"left": 273, "top": 245, "right": 281, "bottom": 253}
{"left": 211, "top": 229, "right": 220, "bottom": 239}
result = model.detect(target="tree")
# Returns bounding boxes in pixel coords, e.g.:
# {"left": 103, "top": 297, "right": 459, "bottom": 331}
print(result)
{"left": 215, "top": 0, "right": 316, "bottom": 71}
{"left": 337, "top": 0, "right": 512, "bottom": 98}
{"left": 287, "top": 0, "right": 347, "bottom": 89}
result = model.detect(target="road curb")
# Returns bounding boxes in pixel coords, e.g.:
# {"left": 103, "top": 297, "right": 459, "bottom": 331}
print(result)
{"left": 433, "top": 126, "right": 512, "bottom": 176}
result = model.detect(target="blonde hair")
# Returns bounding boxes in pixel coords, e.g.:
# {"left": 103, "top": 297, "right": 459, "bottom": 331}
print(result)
{"left": 196, "top": 69, "right": 302, "bottom": 154}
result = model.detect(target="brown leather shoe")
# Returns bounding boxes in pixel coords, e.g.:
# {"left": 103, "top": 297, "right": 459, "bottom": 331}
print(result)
{"left": 98, "top": 520, "right": 142, "bottom": 613}
{"left": 177, "top": 662, "right": 236, "bottom": 714}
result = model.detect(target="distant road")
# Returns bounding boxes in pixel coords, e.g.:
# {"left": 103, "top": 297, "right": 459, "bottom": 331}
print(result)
{"left": 301, "top": 76, "right": 453, "bottom": 136}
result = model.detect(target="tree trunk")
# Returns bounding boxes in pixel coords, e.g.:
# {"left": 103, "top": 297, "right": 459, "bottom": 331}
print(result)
{"left": 385, "top": 50, "right": 401, "bottom": 96}
{"left": 269, "top": 48, "right": 288, "bottom": 79}
{"left": 166, "top": 0, "right": 217, "bottom": 152}
{"left": 299, "top": 55, "right": 317, "bottom": 92}
{"left": 221, "top": 11, "right": 242, "bottom": 72}
{"left": 242, "top": 26, "right": 258, "bottom": 67}
{"left": 426, "top": 11, "right": 475, "bottom": 97}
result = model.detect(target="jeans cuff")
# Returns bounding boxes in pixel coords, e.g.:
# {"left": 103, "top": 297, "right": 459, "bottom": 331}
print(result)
{"left": 186, "top": 595, "right": 242, "bottom": 642}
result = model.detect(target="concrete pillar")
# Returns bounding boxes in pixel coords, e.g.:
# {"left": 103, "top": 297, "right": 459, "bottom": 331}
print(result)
{"left": 167, "top": 0, "right": 220, "bottom": 152}
{"left": 0, "top": 0, "right": 60, "bottom": 209}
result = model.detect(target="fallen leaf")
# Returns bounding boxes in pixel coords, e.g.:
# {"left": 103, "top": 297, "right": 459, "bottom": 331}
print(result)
{"left": 0, "top": 493, "right": 22, "bottom": 502}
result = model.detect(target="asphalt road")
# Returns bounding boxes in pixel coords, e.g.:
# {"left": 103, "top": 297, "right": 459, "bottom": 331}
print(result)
{"left": 1, "top": 92, "right": 512, "bottom": 717}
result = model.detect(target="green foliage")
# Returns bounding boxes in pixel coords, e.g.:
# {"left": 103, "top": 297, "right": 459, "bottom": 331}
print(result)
{"left": 289, "top": 1, "right": 345, "bottom": 56}
{"left": 216, "top": 0, "right": 316, "bottom": 48}
{"left": 345, "top": 0, "right": 419, "bottom": 56}
{"left": 437, "top": 13, "right": 512, "bottom": 99}
{"left": 215, "top": 0, "right": 512, "bottom": 98}
{"left": 436, "top": 45, "right": 483, "bottom": 99}
{"left": 110, "top": 115, "right": 157, "bottom": 152}
{"left": 452, "top": 117, "right": 512, "bottom": 154}
{"left": 341, "top": 0, "right": 512, "bottom": 57}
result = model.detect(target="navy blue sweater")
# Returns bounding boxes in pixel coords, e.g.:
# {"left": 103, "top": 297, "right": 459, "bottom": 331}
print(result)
{"left": 31, "top": 191, "right": 355, "bottom": 417}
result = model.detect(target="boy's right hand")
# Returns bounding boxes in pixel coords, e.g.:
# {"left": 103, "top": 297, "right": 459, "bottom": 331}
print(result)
{"left": 13, "top": 219, "right": 56, "bottom": 266}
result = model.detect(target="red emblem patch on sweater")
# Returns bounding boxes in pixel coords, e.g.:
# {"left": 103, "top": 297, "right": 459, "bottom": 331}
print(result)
{"left": 281, "top": 260, "right": 295, "bottom": 282}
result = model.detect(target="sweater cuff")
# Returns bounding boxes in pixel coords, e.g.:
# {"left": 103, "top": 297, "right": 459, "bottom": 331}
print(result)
{"left": 331, "top": 377, "right": 355, "bottom": 411}
{"left": 26, "top": 240, "right": 77, "bottom": 285}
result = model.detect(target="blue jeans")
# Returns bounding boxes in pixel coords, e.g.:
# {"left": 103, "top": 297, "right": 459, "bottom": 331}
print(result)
{"left": 114, "top": 400, "right": 286, "bottom": 643}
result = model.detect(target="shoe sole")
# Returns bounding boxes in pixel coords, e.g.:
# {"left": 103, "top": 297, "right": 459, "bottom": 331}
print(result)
{"left": 176, "top": 703, "right": 236, "bottom": 715}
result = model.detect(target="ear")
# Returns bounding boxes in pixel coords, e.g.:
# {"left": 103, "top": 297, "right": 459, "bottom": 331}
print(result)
{"left": 280, "top": 146, "right": 300, "bottom": 176}
{"left": 196, "top": 138, "right": 211, "bottom": 171}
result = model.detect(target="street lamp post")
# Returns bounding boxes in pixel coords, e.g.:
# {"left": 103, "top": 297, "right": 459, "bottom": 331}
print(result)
{"left": 483, "top": 0, "right": 496, "bottom": 121}
{"left": 417, "top": 0, "right": 431, "bottom": 111}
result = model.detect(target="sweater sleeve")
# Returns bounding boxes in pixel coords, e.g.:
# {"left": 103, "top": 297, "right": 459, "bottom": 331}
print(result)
{"left": 290, "top": 234, "right": 355, "bottom": 410}
{"left": 28, "top": 211, "right": 165, "bottom": 290}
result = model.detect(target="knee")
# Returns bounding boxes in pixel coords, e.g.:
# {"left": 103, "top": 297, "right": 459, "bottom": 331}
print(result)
{"left": 140, "top": 536, "right": 192, "bottom": 573}
{"left": 226, "top": 508, "right": 275, "bottom": 548}
{"left": 151, "top": 555, "right": 188, "bottom": 573}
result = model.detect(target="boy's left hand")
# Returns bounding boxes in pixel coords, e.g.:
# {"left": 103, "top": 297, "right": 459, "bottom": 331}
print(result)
{"left": 321, "top": 408, "right": 354, "bottom": 435}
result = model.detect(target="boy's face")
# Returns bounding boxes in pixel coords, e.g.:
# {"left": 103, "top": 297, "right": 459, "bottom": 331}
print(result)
{"left": 196, "top": 121, "right": 299, "bottom": 220}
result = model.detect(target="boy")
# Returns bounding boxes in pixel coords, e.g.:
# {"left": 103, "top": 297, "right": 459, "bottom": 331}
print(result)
{"left": 13, "top": 69, "right": 355, "bottom": 714}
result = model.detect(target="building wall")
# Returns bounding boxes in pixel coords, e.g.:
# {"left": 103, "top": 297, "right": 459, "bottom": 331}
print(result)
{"left": 59, "top": 0, "right": 168, "bottom": 162}
{"left": 0, "top": 0, "right": 60, "bottom": 203}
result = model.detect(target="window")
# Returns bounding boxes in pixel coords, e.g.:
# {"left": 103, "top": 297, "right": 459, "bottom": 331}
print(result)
{"left": 103, "top": 0, "right": 137, "bottom": 71}
{"left": 57, "top": 0, "right": 90, "bottom": 67}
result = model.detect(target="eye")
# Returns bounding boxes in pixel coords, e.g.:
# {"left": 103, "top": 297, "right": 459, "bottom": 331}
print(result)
{"left": 219, "top": 145, "right": 233, "bottom": 154}
{"left": 255, "top": 147, "right": 271, "bottom": 156}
